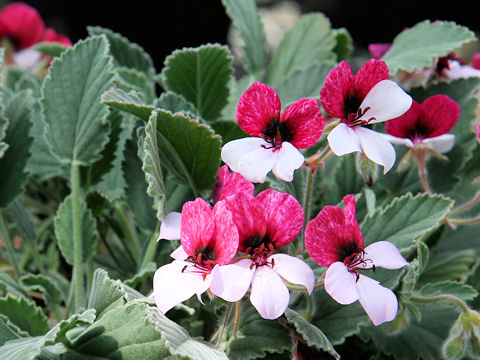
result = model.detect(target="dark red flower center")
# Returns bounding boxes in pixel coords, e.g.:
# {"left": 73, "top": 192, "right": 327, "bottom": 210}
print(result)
{"left": 262, "top": 118, "right": 293, "bottom": 150}
{"left": 343, "top": 96, "right": 376, "bottom": 126}
{"left": 183, "top": 245, "right": 217, "bottom": 278}
{"left": 436, "top": 52, "right": 464, "bottom": 75}
{"left": 337, "top": 242, "right": 374, "bottom": 280}
{"left": 243, "top": 234, "right": 275, "bottom": 268}
{"left": 405, "top": 122, "right": 431, "bottom": 142}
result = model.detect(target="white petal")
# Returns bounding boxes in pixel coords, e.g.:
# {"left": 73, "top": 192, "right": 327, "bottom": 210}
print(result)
{"left": 158, "top": 212, "right": 182, "bottom": 241}
{"left": 196, "top": 266, "right": 217, "bottom": 304}
{"left": 210, "top": 259, "right": 255, "bottom": 302}
{"left": 356, "top": 127, "right": 396, "bottom": 174}
{"left": 356, "top": 274, "right": 398, "bottom": 326}
{"left": 358, "top": 80, "right": 412, "bottom": 123}
{"left": 170, "top": 246, "right": 188, "bottom": 261}
{"left": 250, "top": 266, "right": 290, "bottom": 320}
{"left": 324, "top": 262, "right": 359, "bottom": 305}
{"left": 443, "top": 61, "right": 480, "bottom": 80}
{"left": 153, "top": 261, "right": 208, "bottom": 313}
{"left": 327, "top": 123, "right": 362, "bottom": 156}
{"left": 423, "top": 134, "right": 455, "bottom": 153}
{"left": 271, "top": 254, "right": 315, "bottom": 294}
{"left": 13, "top": 49, "right": 42, "bottom": 70}
{"left": 271, "top": 142, "right": 304, "bottom": 182}
{"left": 364, "top": 241, "right": 409, "bottom": 270}
{"left": 221, "top": 137, "right": 277, "bottom": 183}
{"left": 382, "top": 134, "right": 414, "bottom": 148}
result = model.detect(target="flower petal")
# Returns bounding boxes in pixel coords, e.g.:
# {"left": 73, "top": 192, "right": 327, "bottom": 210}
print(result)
{"left": 356, "top": 127, "right": 396, "bottom": 174}
{"left": 382, "top": 134, "right": 414, "bottom": 148}
{"left": 221, "top": 137, "right": 277, "bottom": 183}
{"left": 423, "top": 134, "right": 456, "bottom": 153}
{"left": 170, "top": 246, "right": 188, "bottom": 261}
{"left": 368, "top": 43, "right": 392, "bottom": 60}
{"left": 280, "top": 98, "right": 324, "bottom": 149}
{"left": 256, "top": 189, "right": 304, "bottom": 249}
{"left": 181, "top": 199, "right": 214, "bottom": 256}
{"left": 12, "top": 49, "right": 42, "bottom": 70}
{"left": 327, "top": 123, "right": 362, "bottom": 156}
{"left": 210, "top": 259, "right": 255, "bottom": 302}
{"left": 237, "top": 82, "right": 281, "bottom": 137}
{"left": 0, "top": 3, "right": 44, "bottom": 49}
{"left": 364, "top": 241, "right": 409, "bottom": 270}
{"left": 212, "top": 165, "right": 254, "bottom": 203}
{"left": 271, "top": 254, "right": 315, "bottom": 293}
{"left": 158, "top": 212, "right": 182, "bottom": 241}
{"left": 272, "top": 142, "right": 305, "bottom": 182}
{"left": 250, "top": 266, "right": 290, "bottom": 319}
{"left": 320, "top": 61, "right": 354, "bottom": 119}
{"left": 385, "top": 101, "right": 421, "bottom": 139}
{"left": 211, "top": 200, "right": 239, "bottom": 265}
{"left": 354, "top": 59, "right": 390, "bottom": 100}
{"left": 324, "top": 262, "right": 359, "bottom": 305}
{"left": 419, "top": 95, "right": 460, "bottom": 138}
{"left": 357, "top": 80, "right": 412, "bottom": 124}
{"left": 356, "top": 274, "right": 398, "bottom": 326}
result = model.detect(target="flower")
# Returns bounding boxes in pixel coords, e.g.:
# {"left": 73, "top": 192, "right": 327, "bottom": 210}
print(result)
{"left": 221, "top": 82, "right": 324, "bottom": 183}
{"left": 368, "top": 43, "right": 391, "bottom": 60}
{"left": 304, "top": 195, "right": 409, "bottom": 326}
{"left": 436, "top": 53, "right": 480, "bottom": 80}
{"left": 157, "top": 165, "right": 254, "bottom": 241}
{"left": 320, "top": 59, "right": 412, "bottom": 173}
{"left": 210, "top": 190, "right": 315, "bottom": 320}
{"left": 153, "top": 198, "right": 239, "bottom": 313}
{"left": 384, "top": 95, "right": 460, "bottom": 154}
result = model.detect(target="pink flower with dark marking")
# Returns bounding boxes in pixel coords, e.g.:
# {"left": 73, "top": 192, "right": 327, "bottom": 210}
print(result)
{"left": 210, "top": 190, "right": 314, "bottom": 320}
{"left": 368, "top": 43, "right": 391, "bottom": 60}
{"left": 158, "top": 165, "right": 254, "bottom": 241}
{"left": 320, "top": 60, "right": 412, "bottom": 173}
{"left": 304, "top": 195, "right": 408, "bottom": 326}
{"left": 153, "top": 198, "right": 239, "bottom": 313}
{"left": 221, "top": 82, "right": 324, "bottom": 183}
{"left": 0, "top": 3, "right": 44, "bottom": 50}
{"left": 384, "top": 95, "right": 460, "bottom": 154}
{"left": 44, "top": 28, "right": 72, "bottom": 47}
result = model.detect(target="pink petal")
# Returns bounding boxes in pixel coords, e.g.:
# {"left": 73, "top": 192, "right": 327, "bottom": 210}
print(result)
{"left": 180, "top": 199, "right": 214, "bottom": 256}
{"left": 212, "top": 165, "right": 254, "bottom": 203}
{"left": 158, "top": 212, "right": 182, "bottom": 241}
{"left": 419, "top": 95, "right": 460, "bottom": 138}
{"left": 324, "top": 262, "right": 359, "bottom": 305}
{"left": 272, "top": 142, "right": 305, "bottom": 182}
{"left": 422, "top": 134, "right": 455, "bottom": 153}
{"left": 327, "top": 123, "right": 362, "bottom": 156}
{"left": 385, "top": 101, "right": 421, "bottom": 139}
{"left": 221, "top": 137, "right": 277, "bottom": 183}
{"left": 356, "top": 127, "right": 396, "bottom": 174}
{"left": 250, "top": 266, "right": 290, "bottom": 320}
{"left": 210, "top": 259, "right": 255, "bottom": 301}
{"left": 473, "top": 53, "right": 480, "bottom": 70}
{"left": 320, "top": 61, "right": 354, "bottom": 119}
{"left": 44, "top": 28, "right": 72, "bottom": 46}
{"left": 342, "top": 194, "right": 362, "bottom": 240}
{"left": 271, "top": 254, "right": 315, "bottom": 293}
{"left": 280, "top": 98, "right": 324, "bottom": 149}
{"left": 356, "top": 274, "right": 398, "bottom": 326}
{"left": 368, "top": 43, "right": 392, "bottom": 59}
{"left": 211, "top": 201, "right": 239, "bottom": 265}
{"left": 357, "top": 80, "right": 412, "bottom": 124}
{"left": 237, "top": 82, "right": 281, "bottom": 137}
{"left": 353, "top": 59, "right": 389, "bottom": 101}
{"left": 256, "top": 190, "right": 303, "bottom": 249}
{"left": 364, "top": 241, "right": 409, "bottom": 270}
{"left": 170, "top": 246, "right": 188, "bottom": 261}
{"left": 0, "top": 3, "right": 44, "bottom": 50}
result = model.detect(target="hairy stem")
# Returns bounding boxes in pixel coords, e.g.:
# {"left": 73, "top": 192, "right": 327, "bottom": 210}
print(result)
{"left": 298, "top": 169, "right": 316, "bottom": 254}
{"left": 411, "top": 294, "right": 470, "bottom": 313}
{"left": 71, "top": 162, "right": 85, "bottom": 312}
{"left": 0, "top": 211, "right": 21, "bottom": 279}
{"left": 416, "top": 150, "right": 431, "bottom": 194}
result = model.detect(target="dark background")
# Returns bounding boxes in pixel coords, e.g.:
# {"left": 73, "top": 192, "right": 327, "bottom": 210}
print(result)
{"left": 15, "top": 0, "right": 480, "bottom": 72}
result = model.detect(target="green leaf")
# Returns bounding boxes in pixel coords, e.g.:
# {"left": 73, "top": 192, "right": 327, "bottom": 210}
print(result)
{"left": 54, "top": 194, "right": 97, "bottom": 265}
{"left": 20, "top": 274, "right": 62, "bottom": 311}
{"left": 332, "top": 27, "right": 353, "bottom": 61}
{"left": 0, "top": 295, "right": 49, "bottom": 336}
{"left": 419, "top": 250, "right": 476, "bottom": 284}
{"left": 101, "top": 88, "right": 155, "bottom": 121}
{"left": 87, "top": 26, "right": 155, "bottom": 78}
{"left": 211, "top": 120, "right": 248, "bottom": 144}
{"left": 361, "top": 193, "right": 453, "bottom": 252}
{"left": 116, "top": 67, "right": 155, "bottom": 103}
{"left": 0, "top": 315, "right": 23, "bottom": 345}
{"left": 418, "top": 281, "right": 478, "bottom": 302}
{"left": 0, "top": 90, "right": 34, "bottom": 206}
{"left": 382, "top": 20, "right": 475, "bottom": 75}
{"left": 160, "top": 44, "right": 233, "bottom": 121}
{"left": 400, "top": 242, "right": 430, "bottom": 298}
{"left": 143, "top": 111, "right": 166, "bottom": 220}
{"left": 125, "top": 262, "right": 157, "bottom": 287}
{"left": 42, "top": 36, "right": 114, "bottom": 165}
{"left": 284, "top": 309, "right": 339, "bottom": 359}
{"left": 222, "top": 0, "right": 266, "bottom": 76}
{"left": 0, "top": 270, "right": 27, "bottom": 298}
{"left": 33, "top": 42, "right": 68, "bottom": 57}
{"left": 156, "top": 91, "right": 198, "bottom": 118}
{"left": 265, "top": 13, "right": 336, "bottom": 89}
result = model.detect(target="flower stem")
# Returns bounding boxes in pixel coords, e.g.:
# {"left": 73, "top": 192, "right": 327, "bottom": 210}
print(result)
{"left": 0, "top": 211, "right": 21, "bottom": 279}
{"left": 449, "top": 191, "right": 480, "bottom": 216}
{"left": 233, "top": 300, "right": 241, "bottom": 339}
{"left": 411, "top": 294, "right": 470, "bottom": 313}
{"left": 114, "top": 202, "right": 141, "bottom": 262}
{"left": 71, "top": 162, "right": 85, "bottom": 313}
{"left": 445, "top": 217, "right": 480, "bottom": 225}
{"left": 212, "top": 302, "right": 235, "bottom": 347}
{"left": 415, "top": 150, "right": 431, "bottom": 194}
{"left": 139, "top": 231, "right": 159, "bottom": 271}
{"left": 298, "top": 169, "right": 316, "bottom": 254}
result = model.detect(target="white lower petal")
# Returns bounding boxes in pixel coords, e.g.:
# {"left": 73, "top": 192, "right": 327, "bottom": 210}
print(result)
{"left": 196, "top": 266, "right": 217, "bottom": 304}
{"left": 271, "top": 142, "right": 304, "bottom": 182}
{"left": 13, "top": 49, "right": 42, "bottom": 70}
{"left": 357, "top": 80, "right": 412, "bottom": 123}
{"left": 250, "top": 266, "right": 290, "bottom": 320}
{"left": 443, "top": 61, "right": 480, "bottom": 80}
{"left": 356, "top": 274, "right": 398, "bottom": 326}
{"left": 327, "top": 123, "right": 362, "bottom": 156}
{"left": 325, "top": 262, "right": 359, "bottom": 305}
{"left": 356, "top": 127, "right": 396, "bottom": 174}
{"left": 170, "top": 246, "right": 188, "bottom": 261}
{"left": 210, "top": 259, "right": 255, "bottom": 302}
{"left": 364, "top": 241, "right": 409, "bottom": 270}
{"left": 271, "top": 254, "right": 315, "bottom": 293}
{"left": 221, "top": 137, "right": 277, "bottom": 183}
{"left": 382, "top": 134, "right": 414, "bottom": 148}
{"left": 153, "top": 261, "right": 209, "bottom": 313}
{"left": 158, "top": 212, "right": 182, "bottom": 241}
{"left": 423, "top": 134, "right": 455, "bottom": 153}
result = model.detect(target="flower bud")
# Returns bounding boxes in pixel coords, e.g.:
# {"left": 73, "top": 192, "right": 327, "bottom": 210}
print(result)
{"left": 442, "top": 332, "right": 467, "bottom": 360}
{"left": 355, "top": 153, "right": 378, "bottom": 187}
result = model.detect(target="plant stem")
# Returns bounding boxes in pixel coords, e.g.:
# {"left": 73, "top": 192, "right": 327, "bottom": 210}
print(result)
{"left": 212, "top": 302, "right": 235, "bottom": 347}
{"left": 139, "top": 231, "right": 158, "bottom": 270}
{"left": 0, "top": 211, "right": 21, "bottom": 279}
{"left": 233, "top": 301, "right": 241, "bottom": 339}
{"left": 415, "top": 150, "right": 431, "bottom": 194}
{"left": 298, "top": 169, "right": 315, "bottom": 254}
{"left": 114, "top": 202, "right": 141, "bottom": 262}
{"left": 411, "top": 294, "right": 470, "bottom": 313}
{"left": 446, "top": 217, "right": 480, "bottom": 225}
{"left": 449, "top": 191, "right": 480, "bottom": 216}
{"left": 71, "top": 162, "right": 85, "bottom": 313}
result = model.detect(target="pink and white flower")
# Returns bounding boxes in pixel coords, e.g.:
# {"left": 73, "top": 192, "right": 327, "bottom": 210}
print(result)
{"left": 436, "top": 53, "right": 480, "bottom": 80}
{"left": 221, "top": 82, "right": 324, "bottom": 183}
{"left": 304, "top": 195, "right": 409, "bottom": 326}
{"left": 153, "top": 198, "right": 239, "bottom": 313}
{"left": 384, "top": 95, "right": 460, "bottom": 154}
{"left": 210, "top": 190, "right": 315, "bottom": 320}
{"left": 320, "top": 60, "right": 412, "bottom": 173}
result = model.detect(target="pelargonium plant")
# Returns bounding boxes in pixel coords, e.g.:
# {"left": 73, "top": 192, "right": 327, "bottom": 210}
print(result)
{"left": 0, "top": 1, "right": 480, "bottom": 359}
